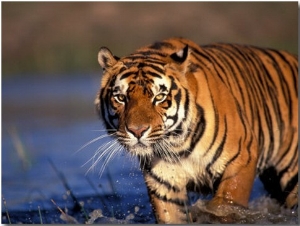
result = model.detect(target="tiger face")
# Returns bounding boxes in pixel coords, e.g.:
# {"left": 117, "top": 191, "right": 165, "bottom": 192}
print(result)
{"left": 96, "top": 46, "right": 196, "bottom": 160}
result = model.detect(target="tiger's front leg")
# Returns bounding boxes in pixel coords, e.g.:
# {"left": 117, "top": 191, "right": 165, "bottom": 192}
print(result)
{"left": 149, "top": 193, "right": 192, "bottom": 224}
{"left": 143, "top": 172, "right": 192, "bottom": 224}
{"left": 206, "top": 143, "right": 258, "bottom": 218}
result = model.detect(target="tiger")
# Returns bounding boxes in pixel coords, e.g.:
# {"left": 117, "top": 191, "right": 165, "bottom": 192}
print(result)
{"left": 94, "top": 37, "right": 298, "bottom": 223}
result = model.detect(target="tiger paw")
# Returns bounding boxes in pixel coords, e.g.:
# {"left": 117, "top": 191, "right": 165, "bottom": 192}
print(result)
{"left": 190, "top": 199, "right": 249, "bottom": 223}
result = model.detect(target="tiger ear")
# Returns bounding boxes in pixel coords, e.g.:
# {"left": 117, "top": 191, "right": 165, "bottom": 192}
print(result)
{"left": 170, "top": 45, "right": 189, "bottom": 63}
{"left": 98, "top": 47, "right": 119, "bottom": 70}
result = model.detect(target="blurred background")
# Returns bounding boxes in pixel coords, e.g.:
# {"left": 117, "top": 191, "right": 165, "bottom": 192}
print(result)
{"left": 2, "top": 2, "right": 298, "bottom": 77}
{"left": 1, "top": 2, "right": 298, "bottom": 223}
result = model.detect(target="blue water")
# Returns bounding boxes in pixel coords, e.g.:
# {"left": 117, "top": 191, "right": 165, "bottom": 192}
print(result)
{"left": 2, "top": 75, "right": 153, "bottom": 223}
{"left": 1, "top": 75, "right": 297, "bottom": 224}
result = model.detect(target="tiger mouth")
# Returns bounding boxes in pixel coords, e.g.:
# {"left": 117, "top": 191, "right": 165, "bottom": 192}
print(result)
{"left": 132, "top": 142, "right": 148, "bottom": 149}
{"left": 125, "top": 142, "right": 154, "bottom": 157}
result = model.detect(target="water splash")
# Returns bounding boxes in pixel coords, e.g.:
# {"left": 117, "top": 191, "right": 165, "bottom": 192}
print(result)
{"left": 190, "top": 196, "right": 298, "bottom": 224}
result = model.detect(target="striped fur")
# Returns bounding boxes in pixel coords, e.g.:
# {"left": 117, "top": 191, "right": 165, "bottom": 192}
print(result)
{"left": 95, "top": 38, "right": 298, "bottom": 223}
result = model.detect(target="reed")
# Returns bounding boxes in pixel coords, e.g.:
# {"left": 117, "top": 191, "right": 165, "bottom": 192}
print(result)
{"left": 38, "top": 206, "right": 43, "bottom": 224}
{"left": 48, "top": 158, "right": 89, "bottom": 221}
{"left": 2, "top": 196, "right": 11, "bottom": 224}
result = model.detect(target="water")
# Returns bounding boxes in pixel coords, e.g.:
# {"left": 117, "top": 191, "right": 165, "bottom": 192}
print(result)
{"left": 1, "top": 75, "right": 298, "bottom": 224}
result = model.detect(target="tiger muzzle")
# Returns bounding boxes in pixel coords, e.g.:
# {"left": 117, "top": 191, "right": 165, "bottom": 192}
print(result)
{"left": 126, "top": 124, "right": 150, "bottom": 139}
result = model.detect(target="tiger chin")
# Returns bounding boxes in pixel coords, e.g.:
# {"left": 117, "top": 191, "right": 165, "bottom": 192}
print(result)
{"left": 94, "top": 37, "right": 298, "bottom": 224}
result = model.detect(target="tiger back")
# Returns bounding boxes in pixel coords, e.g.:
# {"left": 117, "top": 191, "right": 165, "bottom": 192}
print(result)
{"left": 95, "top": 37, "right": 298, "bottom": 223}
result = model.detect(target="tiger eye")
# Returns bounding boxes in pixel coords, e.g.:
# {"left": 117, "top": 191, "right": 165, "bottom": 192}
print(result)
{"left": 115, "top": 94, "right": 126, "bottom": 103}
{"left": 155, "top": 93, "right": 166, "bottom": 103}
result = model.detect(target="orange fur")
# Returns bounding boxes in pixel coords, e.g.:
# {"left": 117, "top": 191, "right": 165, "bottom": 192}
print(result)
{"left": 96, "top": 38, "right": 298, "bottom": 223}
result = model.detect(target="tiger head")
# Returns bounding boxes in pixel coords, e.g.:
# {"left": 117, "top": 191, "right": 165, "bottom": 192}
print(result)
{"left": 95, "top": 42, "right": 200, "bottom": 160}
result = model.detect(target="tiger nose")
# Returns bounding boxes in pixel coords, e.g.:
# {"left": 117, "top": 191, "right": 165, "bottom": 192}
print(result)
{"left": 126, "top": 125, "right": 149, "bottom": 139}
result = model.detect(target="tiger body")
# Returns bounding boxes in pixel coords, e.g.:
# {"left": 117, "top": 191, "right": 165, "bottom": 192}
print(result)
{"left": 95, "top": 38, "right": 298, "bottom": 223}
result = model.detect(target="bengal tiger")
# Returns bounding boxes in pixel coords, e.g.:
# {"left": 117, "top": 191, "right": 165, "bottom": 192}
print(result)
{"left": 94, "top": 37, "right": 298, "bottom": 223}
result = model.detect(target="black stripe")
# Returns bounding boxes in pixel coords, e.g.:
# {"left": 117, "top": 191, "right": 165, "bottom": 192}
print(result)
{"left": 235, "top": 101, "right": 247, "bottom": 143}
{"left": 232, "top": 45, "right": 265, "bottom": 109}
{"left": 247, "top": 49, "right": 283, "bottom": 132}
{"left": 269, "top": 87, "right": 284, "bottom": 134}
{"left": 223, "top": 46, "right": 263, "bottom": 123}
{"left": 182, "top": 88, "right": 189, "bottom": 120}
{"left": 148, "top": 63, "right": 165, "bottom": 75}
{"left": 190, "top": 105, "right": 206, "bottom": 147}
{"left": 135, "top": 50, "right": 168, "bottom": 58}
{"left": 148, "top": 171, "right": 181, "bottom": 192}
{"left": 171, "top": 122, "right": 184, "bottom": 137}
{"left": 277, "top": 143, "right": 298, "bottom": 177}
{"left": 100, "top": 88, "right": 118, "bottom": 130}
{"left": 271, "top": 50, "right": 297, "bottom": 121}
{"left": 200, "top": 48, "right": 228, "bottom": 85}
{"left": 223, "top": 138, "right": 242, "bottom": 169}
{"left": 149, "top": 41, "right": 175, "bottom": 50}
{"left": 290, "top": 60, "right": 298, "bottom": 96}
{"left": 259, "top": 51, "right": 286, "bottom": 140}
{"left": 169, "top": 75, "right": 178, "bottom": 90}
{"left": 206, "top": 116, "right": 228, "bottom": 177}
{"left": 258, "top": 48, "right": 291, "bottom": 107}
{"left": 124, "top": 57, "right": 166, "bottom": 67}
{"left": 256, "top": 108, "right": 265, "bottom": 154}
{"left": 118, "top": 66, "right": 127, "bottom": 74}
{"left": 161, "top": 99, "right": 172, "bottom": 110}
{"left": 212, "top": 45, "right": 248, "bottom": 97}
{"left": 256, "top": 106, "right": 268, "bottom": 171}
{"left": 262, "top": 104, "right": 275, "bottom": 164}
{"left": 190, "top": 46, "right": 212, "bottom": 62}
{"left": 204, "top": 102, "right": 219, "bottom": 156}
{"left": 146, "top": 71, "right": 162, "bottom": 78}
{"left": 245, "top": 133, "right": 253, "bottom": 165}
{"left": 202, "top": 69, "right": 219, "bottom": 157}
{"left": 164, "top": 89, "right": 181, "bottom": 121}
{"left": 149, "top": 190, "right": 186, "bottom": 206}
{"left": 178, "top": 105, "right": 206, "bottom": 157}
{"left": 234, "top": 99, "right": 253, "bottom": 166}
{"left": 120, "top": 71, "right": 135, "bottom": 80}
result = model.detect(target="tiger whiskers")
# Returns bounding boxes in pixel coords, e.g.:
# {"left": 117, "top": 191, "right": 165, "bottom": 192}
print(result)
{"left": 139, "top": 155, "right": 148, "bottom": 171}
{"left": 75, "top": 131, "right": 116, "bottom": 154}
{"left": 77, "top": 129, "right": 127, "bottom": 177}
{"left": 153, "top": 138, "right": 181, "bottom": 163}
{"left": 83, "top": 137, "right": 124, "bottom": 177}
{"left": 79, "top": 125, "right": 192, "bottom": 177}
{"left": 155, "top": 133, "right": 195, "bottom": 171}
